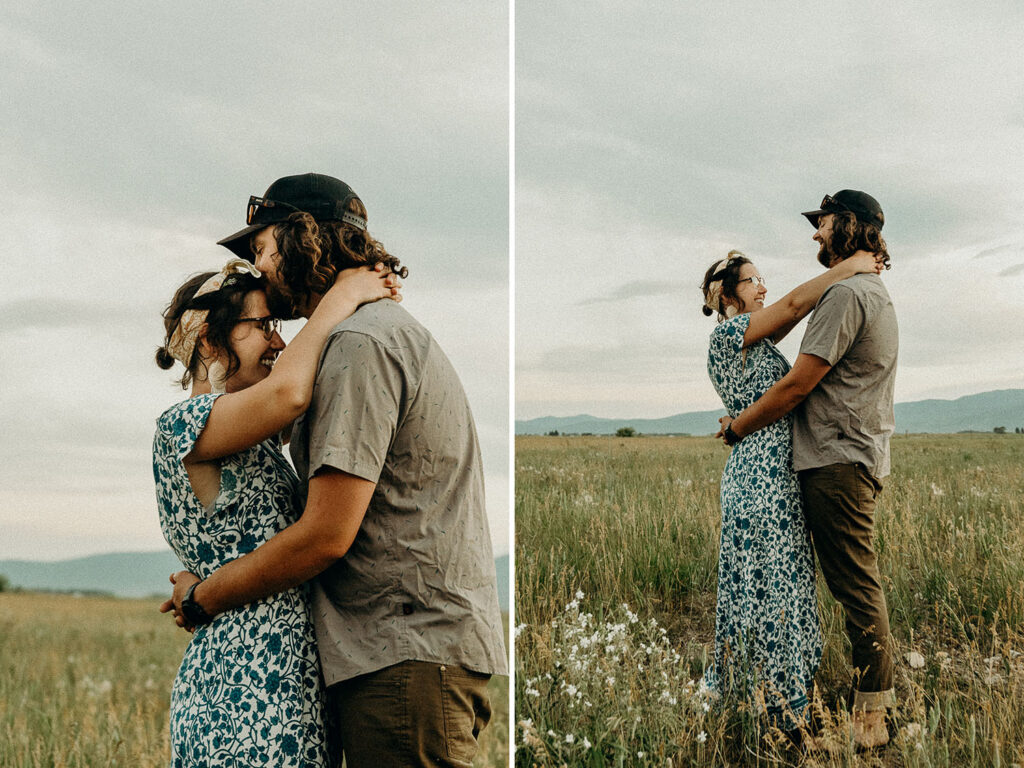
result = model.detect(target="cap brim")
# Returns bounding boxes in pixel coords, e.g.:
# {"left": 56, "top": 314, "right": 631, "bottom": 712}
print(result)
{"left": 217, "top": 224, "right": 262, "bottom": 260}
{"left": 801, "top": 209, "right": 825, "bottom": 229}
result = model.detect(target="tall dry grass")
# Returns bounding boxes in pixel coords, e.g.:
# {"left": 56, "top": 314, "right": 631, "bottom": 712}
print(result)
{"left": 515, "top": 434, "right": 1024, "bottom": 766}
{"left": 0, "top": 592, "right": 508, "bottom": 767}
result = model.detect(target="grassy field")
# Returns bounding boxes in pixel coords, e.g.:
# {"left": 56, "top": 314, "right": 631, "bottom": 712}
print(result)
{"left": 0, "top": 592, "right": 508, "bottom": 767}
{"left": 515, "top": 433, "right": 1024, "bottom": 767}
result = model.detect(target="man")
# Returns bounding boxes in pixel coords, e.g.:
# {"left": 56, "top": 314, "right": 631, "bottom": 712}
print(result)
{"left": 165, "top": 173, "right": 508, "bottom": 766}
{"left": 717, "top": 189, "right": 898, "bottom": 748}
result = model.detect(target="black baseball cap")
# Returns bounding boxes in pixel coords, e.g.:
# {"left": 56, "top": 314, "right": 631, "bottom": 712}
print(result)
{"left": 218, "top": 173, "right": 367, "bottom": 259}
{"left": 802, "top": 189, "right": 884, "bottom": 231}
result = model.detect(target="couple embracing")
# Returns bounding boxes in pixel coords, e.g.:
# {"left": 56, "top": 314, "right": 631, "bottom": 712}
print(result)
{"left": 700, "top": 190, "right": 898, "bottom": 748}
{"left": 152, "top": 173, "right": 507, "bottom": 767}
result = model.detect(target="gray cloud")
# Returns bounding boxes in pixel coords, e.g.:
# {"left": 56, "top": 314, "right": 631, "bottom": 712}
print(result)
{"left": 998, "top": 264, "right": 1024, "bottom": 277}
{"left": 0, "top": 3, "right": 510, "bottom": 560}
{"left": 0, "top": 299, "right": 147, "bottom": 331}
{"left": 974, "top": 245, "right": 1021, "bottom": 259}
{"left": 516, "top": 0, "right": 1024, "bottom": 420}
{"left": 577, "top": 280, "right": 683, "bottom": 306}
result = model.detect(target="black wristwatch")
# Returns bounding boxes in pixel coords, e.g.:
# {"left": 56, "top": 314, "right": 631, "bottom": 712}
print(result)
{"left": 723, "top": 423, "right": 742, "bottom": 446}
{"left": 180, "top": 580, "right": 214, "bottom": 626}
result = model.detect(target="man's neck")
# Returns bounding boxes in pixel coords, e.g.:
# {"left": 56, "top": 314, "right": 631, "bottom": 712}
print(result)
{"left": 829, "top": 249, "right": 874, "bottom": 268}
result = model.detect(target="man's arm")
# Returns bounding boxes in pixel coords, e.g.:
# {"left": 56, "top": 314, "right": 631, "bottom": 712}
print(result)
{"left": 162, "top": 468, "right": 375, "bottom": 622}
{"left": 718, "top": 353, "right": 832, "bottom": 443}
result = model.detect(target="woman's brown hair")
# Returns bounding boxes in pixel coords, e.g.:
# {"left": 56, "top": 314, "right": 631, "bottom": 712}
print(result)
{"left": 700, "top": 252, "right": 751, "bottom": 318}
{"left": 155, "top": 271, "right": 263, "bottom": 389}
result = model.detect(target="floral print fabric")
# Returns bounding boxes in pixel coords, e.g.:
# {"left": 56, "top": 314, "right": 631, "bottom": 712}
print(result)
{"left": 153, "top": 394, "right": 334, "bottom": 767}
{"left": 704, "top": 313, "right": 823, "bottom": 726}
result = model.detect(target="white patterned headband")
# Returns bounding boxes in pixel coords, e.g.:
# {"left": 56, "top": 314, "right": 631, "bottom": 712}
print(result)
{"left": 703, "top": 250, "right": 746, "bottom": 319}
{"left": 167, "top": 258, "right": 262, "bottom": 366}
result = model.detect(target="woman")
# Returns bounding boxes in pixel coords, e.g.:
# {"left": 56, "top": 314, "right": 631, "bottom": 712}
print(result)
{"left": 700, "top": 249, "right": 882, "bottom": 730}
{"left": 152, "top": 216, "right": 401, "bottom": 767}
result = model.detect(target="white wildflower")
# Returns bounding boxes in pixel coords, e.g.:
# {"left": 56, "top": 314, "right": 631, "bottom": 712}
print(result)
{"left": 697, "top": 731, "right": 707, "bottom": 743}
{"left": 565, "top": 733, "right": 575, "bottom": 744}
{"left": 903, "top": 723, "right": 924, "bottom": 740}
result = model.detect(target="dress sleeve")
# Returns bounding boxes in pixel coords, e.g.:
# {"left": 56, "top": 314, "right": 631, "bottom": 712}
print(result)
{"left": 799, "top": 284, "right": 865, "bottom": 365}
{"left": 305, "top": 332, "right": 404, "bottom": 483}
{"left": 156, "top": 393, "right": 224, "bottom": 461}
{"left": 708, "top": 313, "right": 752, "bottom": 371}
{"left": 154, "top": 393, "right": 247, "bottom": 515}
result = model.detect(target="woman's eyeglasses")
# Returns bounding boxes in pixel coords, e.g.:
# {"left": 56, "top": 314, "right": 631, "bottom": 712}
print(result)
{"left": 235, "top": 315, "right": 282, "bottom": 340}
{"left": 738, "top": 276, "right": 767, "bottom": 289}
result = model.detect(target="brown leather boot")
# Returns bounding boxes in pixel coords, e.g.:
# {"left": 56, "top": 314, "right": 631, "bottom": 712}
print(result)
{"left": 851, "top": 709, "right": 889, "bottom": 748}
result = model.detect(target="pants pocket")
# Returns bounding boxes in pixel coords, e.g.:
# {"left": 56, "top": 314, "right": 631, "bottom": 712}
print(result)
{"left": 439, "top": 665, "right": 491, "bottom": 764}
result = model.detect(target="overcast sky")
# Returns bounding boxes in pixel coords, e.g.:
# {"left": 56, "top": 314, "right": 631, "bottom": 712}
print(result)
{"left": 0, "top": 3, "right": 509, "bottom": 561}
{"left": 516, "top": 0, "right": 1024, "bottom": 421}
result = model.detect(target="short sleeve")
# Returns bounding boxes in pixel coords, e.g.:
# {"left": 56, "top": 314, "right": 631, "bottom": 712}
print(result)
{"left": 800, "top": 284, "right": 865, "bottom": 365}
{"left": 306, "top": 332, "right": 404, "bottom": 483}
{"left": 155, "top": 393, "right": 223, "bottom": 462}
{"left": 708, "top": 313, "right": 752, "bottom": 371}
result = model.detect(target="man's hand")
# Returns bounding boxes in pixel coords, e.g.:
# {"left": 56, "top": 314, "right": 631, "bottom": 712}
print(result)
{"left": 159, "top": 570, "right": 201, "bottom": 632}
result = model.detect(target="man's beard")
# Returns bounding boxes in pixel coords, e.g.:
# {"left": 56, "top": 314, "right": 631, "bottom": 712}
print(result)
{"left": 817, "top": 238, "right": 840, "bottom": 268}
{"left": 264, "top": 280, "right": 302, "bottom": 320}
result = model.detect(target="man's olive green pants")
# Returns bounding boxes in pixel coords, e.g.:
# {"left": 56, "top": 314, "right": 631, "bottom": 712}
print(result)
{"left": 800, "top": 462, "right": 895, "bottom": 711}
{"left": 328, "top": 660, "right": 492, "bottom": 767}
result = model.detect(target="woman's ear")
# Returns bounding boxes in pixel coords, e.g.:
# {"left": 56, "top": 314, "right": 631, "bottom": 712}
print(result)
{"left": 196, "top": 323, "right": 212, "bottom": 357}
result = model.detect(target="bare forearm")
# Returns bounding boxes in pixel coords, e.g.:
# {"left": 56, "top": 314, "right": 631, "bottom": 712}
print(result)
{"left": 732, "top": 380, "right": 808, "bottom": 439}
{"left": 264, "top": 301, "right": 360, "bottom": 410}
{"left": 777, "top": 261, "right": 859, "bottom": 323}
{"left": 192, "top": 519, "right": 344, "bottom": 616}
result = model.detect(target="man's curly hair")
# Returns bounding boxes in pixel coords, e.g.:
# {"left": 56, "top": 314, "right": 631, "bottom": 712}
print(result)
{"left": 823, "top": 211, "right": 891, "bottom": 270}
{"left": 256, "top": 198, "right": 408, "bottom": 316}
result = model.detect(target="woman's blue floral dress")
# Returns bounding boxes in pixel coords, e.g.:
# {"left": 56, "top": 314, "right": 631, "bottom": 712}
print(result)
{"left": 704, "top": 313, "right": 822, "bottom": 726}
{"left": 153, "top": 394, "right": 335, "bottom": 767}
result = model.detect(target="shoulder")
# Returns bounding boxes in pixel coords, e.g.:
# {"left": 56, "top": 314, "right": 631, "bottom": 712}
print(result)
{"left": 327, "top": 300, "right": 430, "bottom": 349}
{"left": 828, "top": 272, "right": 889, "bottom": 300}
{"left": 814, "top": 276, "right": 869, "bottom": 315}
{"left": 821, "top": 274, "right": 894, "bottom": 317}
{"left": 711, "top": 313, "right": 751, "bottom": 334}
{"left": 155, "top": 394, "right": 220, "bottom": 436}
{"left": 709, "top": 313, "right": 751, "bottom": 341}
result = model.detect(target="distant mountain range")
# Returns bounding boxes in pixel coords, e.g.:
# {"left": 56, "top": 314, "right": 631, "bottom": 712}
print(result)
{"left": 516, "top": 389, "right": 1024, "bottom": 436}
{"left": 0, "top": 551, "right": 510, "bottom": 611}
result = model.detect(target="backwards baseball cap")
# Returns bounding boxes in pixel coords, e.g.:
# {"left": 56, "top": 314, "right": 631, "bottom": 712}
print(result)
{"left": 218, "top": 172, "right": 367, "bottom": 259}
{"left": 802, "top": 189, "right": 884, "bottom": 231}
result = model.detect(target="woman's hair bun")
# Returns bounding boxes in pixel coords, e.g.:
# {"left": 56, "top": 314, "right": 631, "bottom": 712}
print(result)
{"left": 155, "top": 346, "right": 175, "bottom": 370}
{"left": 701, "top": 305, "right": 714, "bottom": 317}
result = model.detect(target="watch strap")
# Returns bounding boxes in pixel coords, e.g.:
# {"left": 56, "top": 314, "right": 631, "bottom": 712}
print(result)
{"left": 180, "top": 580, "right": 214, "bottom": 626}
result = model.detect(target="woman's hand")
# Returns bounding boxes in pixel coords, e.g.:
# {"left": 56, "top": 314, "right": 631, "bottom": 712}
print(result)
{"left": 843, "top": 251, "right": 885, "bottom": 277}
{"left": 159, "top": 570, "right": 200, "bottom": 633}
{"left": 331, "top": 263, "right": 403, "bottom": 306}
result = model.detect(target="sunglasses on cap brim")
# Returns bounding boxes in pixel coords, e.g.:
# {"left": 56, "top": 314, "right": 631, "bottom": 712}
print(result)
{"left": 247, "top": 196, "right": 300, "bottom": 226}
{"left": 819, "top": 194, "right": 851, "bottom": 213}
{"left": 246, "top": 195, "right": 369, "bottom": 231}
